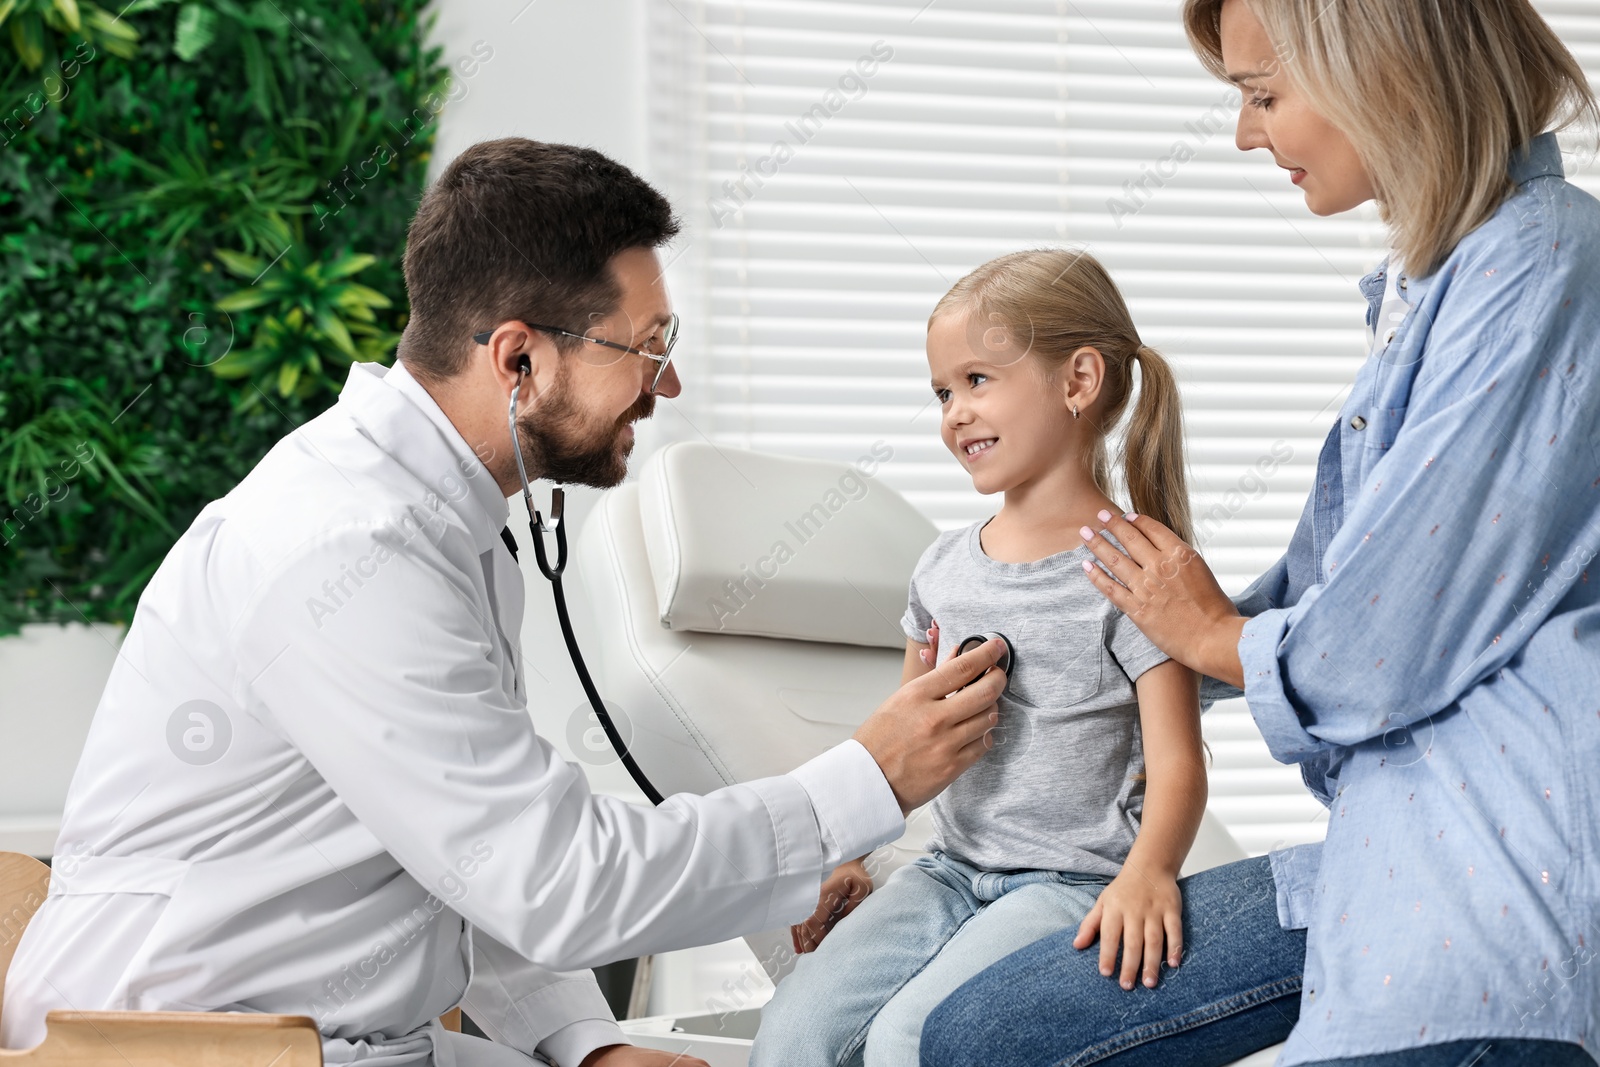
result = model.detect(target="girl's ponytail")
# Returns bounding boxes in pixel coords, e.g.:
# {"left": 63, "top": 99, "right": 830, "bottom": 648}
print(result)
{"left": 1124, "top": 344, "right": 1194, "bottom": 546}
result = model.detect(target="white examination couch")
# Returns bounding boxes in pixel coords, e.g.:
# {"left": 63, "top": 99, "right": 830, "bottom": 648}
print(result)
{"left": 576, "top": 440, "right": 1287, "bottom": 1066}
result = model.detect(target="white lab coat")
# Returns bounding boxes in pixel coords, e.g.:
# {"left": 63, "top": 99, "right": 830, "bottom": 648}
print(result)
{"left": 0, "top": 361, "right": 905, "bottom": 1066}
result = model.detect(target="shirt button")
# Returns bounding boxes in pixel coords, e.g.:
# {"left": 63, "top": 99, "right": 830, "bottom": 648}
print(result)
{"left": 1399, "top": 277, "right": 1408, "bottom": 290}
{"left": 1350, "top": 415, "right": 1368, "bottom": 431}
{"left": 1384, "top": 328, "right": 1397, "bottom": 344}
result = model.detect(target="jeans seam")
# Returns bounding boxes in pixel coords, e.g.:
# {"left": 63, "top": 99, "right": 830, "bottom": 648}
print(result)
{"left": 1451, "top": 1041, "right": 1496, "bottom": 1067}
{"left": 1050, "top": 974, "right": 1304, "bottom": 1067}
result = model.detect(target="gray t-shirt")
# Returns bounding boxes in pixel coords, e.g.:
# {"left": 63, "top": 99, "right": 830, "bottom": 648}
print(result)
{"left": 899, "top": 517, "right": 1171, "bottom": 876}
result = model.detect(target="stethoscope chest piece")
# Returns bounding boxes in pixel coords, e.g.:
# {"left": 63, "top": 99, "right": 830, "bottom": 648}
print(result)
{"left": 955, "top": 631, "right": 1013, "bottom": 691}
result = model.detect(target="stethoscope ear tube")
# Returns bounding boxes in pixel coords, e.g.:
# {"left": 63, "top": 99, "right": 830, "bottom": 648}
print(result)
{"left": 509, "top": 371, "right": 666, "bottom": 806}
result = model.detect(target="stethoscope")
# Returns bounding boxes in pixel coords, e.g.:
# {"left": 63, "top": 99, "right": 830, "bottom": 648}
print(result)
{"left": 509, "top": 359, "right": 667, "bottom": 805}
{"left": 507, "top": 359, "right": 1014, "bottom": 807}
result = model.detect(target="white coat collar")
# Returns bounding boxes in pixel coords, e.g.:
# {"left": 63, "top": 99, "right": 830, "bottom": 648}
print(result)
{"left": 337, "top": 359, "right": 510, "bottom": 557}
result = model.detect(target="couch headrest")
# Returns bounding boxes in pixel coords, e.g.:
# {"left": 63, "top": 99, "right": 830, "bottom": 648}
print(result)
{"left": 637, "top": 442, "right": 937, "bottom": 649}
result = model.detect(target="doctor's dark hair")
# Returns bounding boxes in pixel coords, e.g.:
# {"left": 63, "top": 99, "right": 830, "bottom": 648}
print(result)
{"left": 930, "top": 249, "right": 1194, "bottom": 548}
{"left": 397, "top": 138, "right": 680, "bottom": 381}
{"left": 1182, "top": 0, "right": 1598, "bottom": 277}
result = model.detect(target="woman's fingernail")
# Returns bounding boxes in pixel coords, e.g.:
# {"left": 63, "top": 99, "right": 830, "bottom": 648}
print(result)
{"left": 1079, "top": 525, "right": 1094, "bottom": 541}
{"left": 1097, "top": 509, "right": 1112, "bottom": 523}
{"left": 1082, "top": 560, "right": 1094, "bottom": 573}
{"left": 1125, "top": 512, "right": 1139, "bottom": 521}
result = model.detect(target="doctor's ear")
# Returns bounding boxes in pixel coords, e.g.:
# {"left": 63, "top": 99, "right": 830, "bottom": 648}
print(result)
{"left": 479, "top": 322, "right": 557, "bottom": 402}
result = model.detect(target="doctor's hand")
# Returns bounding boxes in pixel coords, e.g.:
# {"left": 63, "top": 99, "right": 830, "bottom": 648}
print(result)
{"left": 579, "top": 1045, "right": 709, "bottom": 1067}
{"left": 792, "top": 856, "right": 872, "bottom": 954}
{"left": 853, "top": 635, "right": 1006, "bottom": 816}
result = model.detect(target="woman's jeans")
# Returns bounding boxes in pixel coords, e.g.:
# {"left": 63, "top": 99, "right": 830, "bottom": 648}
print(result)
{"left": 919, "top": 854, "right": 1303, "bottom": 1067}
{"left": 749, "top": 849, "right": 1112, "bottom": 1067}
{"left": 919, "top": 855, "right": 1593, "bottom": 1067}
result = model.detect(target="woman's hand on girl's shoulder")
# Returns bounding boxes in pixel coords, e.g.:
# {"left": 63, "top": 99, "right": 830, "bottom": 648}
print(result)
{"left": 1072, "top": 867, "right": 1184, "bottom": 990}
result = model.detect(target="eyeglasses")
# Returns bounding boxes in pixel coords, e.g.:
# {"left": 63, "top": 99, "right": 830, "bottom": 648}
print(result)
{"left": 473, "top": 313, "right": 680, "bottom": 393}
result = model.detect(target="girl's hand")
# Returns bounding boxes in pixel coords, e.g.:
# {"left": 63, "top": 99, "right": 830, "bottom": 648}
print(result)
{"left": 918, "top": 618, "right": 940, "bottom": 666}
{"left": 1072, "top": 868, "right": 1183, "bottom": 990}
{"left": 1078, "top": 511, "right": 1243, "bottom": 682}
{"left": 792, "top": 857, "right": 872, "bottom": 953}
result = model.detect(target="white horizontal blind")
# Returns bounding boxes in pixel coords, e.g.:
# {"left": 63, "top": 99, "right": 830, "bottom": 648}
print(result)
{"left": 647, "top": 0, "right": 1600, "bottom": 855}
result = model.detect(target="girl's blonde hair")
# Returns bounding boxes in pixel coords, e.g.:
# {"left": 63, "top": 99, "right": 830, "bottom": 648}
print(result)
{"left": 930, "top": 248, "right": 1194, "bottom": 547}
{"left": 1182, "top": 0, "right": 1600, "bottom": 277}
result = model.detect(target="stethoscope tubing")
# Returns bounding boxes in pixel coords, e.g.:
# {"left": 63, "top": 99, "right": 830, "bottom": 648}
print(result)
{"left": 509, "top": 374, "right": 666, "bottom": 806}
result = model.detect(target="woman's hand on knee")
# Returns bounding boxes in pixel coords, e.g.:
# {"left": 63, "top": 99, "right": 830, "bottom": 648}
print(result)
{"left": 791, "top": 857, "right": 873, "bottom": 954}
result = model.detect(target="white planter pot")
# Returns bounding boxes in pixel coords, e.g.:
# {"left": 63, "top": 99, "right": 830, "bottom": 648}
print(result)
{"left": 0, "top": 622, "right": 124, "bottom": 856}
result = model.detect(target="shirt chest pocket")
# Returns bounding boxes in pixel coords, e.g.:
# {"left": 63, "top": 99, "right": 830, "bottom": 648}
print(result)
{"left": 1005, "top": 619, "right": 1103, "bottom": 710}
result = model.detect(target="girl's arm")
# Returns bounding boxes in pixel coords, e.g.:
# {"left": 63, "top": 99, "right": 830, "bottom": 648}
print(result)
{"left": 1073, "top": 658, "right": 1206, "bottom": 990}
{"left": 1124, "top": 658, "right": 1207, "bottom": 880}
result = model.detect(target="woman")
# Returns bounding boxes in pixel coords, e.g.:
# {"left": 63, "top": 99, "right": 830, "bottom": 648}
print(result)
{"left": 915, "top": 0, "right": 1600, "bottom": 1064}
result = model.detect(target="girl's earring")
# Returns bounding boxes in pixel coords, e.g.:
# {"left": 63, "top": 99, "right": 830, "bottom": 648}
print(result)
{"left": 1071, "top": 404, "right": 1080, "bottom": 419}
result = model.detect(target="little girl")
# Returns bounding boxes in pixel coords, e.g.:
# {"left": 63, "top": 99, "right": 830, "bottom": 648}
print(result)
{"left": 749, "top": 248, "right": 1208, "bottom": 1067}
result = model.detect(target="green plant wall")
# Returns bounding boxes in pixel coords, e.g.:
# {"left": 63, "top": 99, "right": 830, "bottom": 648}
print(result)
{"left": 0, "top": 0, "right": 452, "bottom": 635}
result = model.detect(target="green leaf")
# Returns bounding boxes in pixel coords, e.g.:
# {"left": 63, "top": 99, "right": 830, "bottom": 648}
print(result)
{"left": 337, "top": 283, "right": 391, "bottom": 309}
{"left": 51, "top": 0, "right": 79, "bottom": 31}
{"left": 214, "top": 288, "right": 273, "bottom": 312}
{"left": 276, "top": 360, "right": 300, "bottom": 396}
{"left": 323, "top": 252, "right": 376, "bottom": 279}
{"left": 173, "top": 2, "right": 216, "bottom": 60}
{"left": 238, "top": 29, "right": 276, "bottom": 123}
{"left": 11, "top": 13, "right": 44, "bottom": 69}
{"left": 213, "top": 249, "right": 266, "bottom": 278}
{"left": 314, "top": 308, "right": 356, "bottom": 357}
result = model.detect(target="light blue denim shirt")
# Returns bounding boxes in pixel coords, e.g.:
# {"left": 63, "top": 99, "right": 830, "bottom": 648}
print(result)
{"left": 1198, "top": 131, "right": 1600, "bottom": 1062}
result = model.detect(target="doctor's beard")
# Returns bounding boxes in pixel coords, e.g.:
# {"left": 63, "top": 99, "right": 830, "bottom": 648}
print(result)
{"left": 514, "top": 372, "right": 655, "bottom": 489}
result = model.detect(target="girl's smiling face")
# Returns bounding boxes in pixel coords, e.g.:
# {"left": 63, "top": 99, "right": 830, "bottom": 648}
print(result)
{"left": 1220, "top": 0, "right": 1375, "bottom": 215}
{"left": 926, "top": 309, "right": 1091, "bottom": 496}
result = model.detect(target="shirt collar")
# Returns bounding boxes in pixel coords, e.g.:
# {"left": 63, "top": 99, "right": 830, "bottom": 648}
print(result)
{"left": 1508, "top": 130, "right": 1565, "bottom": 186}
{"left": 1359, "top": 131, "right": 1566, "bottom": 310}
{"left": 337, "top": 359, "right": 510, "bottom": 556}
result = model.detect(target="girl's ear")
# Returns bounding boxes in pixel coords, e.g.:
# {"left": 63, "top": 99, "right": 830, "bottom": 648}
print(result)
{"left": 1060, "top": 345, "right": 1104, "bottom": 414}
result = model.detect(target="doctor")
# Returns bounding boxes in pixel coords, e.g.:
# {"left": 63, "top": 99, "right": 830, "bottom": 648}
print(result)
{"left": 0, "top": 138, "right": 1008, "bottom": 1067}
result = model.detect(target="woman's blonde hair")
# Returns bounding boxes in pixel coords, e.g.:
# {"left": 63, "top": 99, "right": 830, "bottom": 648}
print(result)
{"left": 930, "top": 248, "right": 1194, "bottom": 547}
{"left": 1182, "top": 0, "right": 1600, "bottom": 276}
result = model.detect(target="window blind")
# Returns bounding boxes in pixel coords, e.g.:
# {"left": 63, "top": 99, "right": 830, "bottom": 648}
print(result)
{"left": 645, "top": 0, "right": 1600, "bottom": 855}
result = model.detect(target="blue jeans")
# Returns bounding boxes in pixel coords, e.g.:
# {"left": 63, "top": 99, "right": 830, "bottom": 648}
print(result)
{"left": 749, "top": 850, "right": 1112, "bottom": 1067}
{"left": 920, "top": 854, "right": 1304, "bottom": 1067}
{"left": 919, "top": 856, "right": 1594, "bottom": 1067}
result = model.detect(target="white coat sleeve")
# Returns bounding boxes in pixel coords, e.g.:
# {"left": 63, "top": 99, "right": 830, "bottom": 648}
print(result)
{"left": 462, "top": 925, "right": 623, "bottom": 1067}
{"left": 231, "top": 520, "right": 904, "bottom": 975}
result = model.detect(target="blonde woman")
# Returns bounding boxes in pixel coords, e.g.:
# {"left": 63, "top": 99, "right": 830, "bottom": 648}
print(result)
{"left": 920, "top": 1, "right": 1600, "bottom": 1065}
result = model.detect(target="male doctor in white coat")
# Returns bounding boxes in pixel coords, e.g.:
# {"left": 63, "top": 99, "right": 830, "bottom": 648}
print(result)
{"left": 0, "top": 138, "right": 1008, "bottom": 1066}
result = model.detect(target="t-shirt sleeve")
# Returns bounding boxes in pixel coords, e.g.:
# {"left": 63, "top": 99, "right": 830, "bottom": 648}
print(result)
{"left": 1106, "top": 608, "right": 1171, "bottom": 684}
{"left": 901, "top": 560, "right": 932, "bottom": 643}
